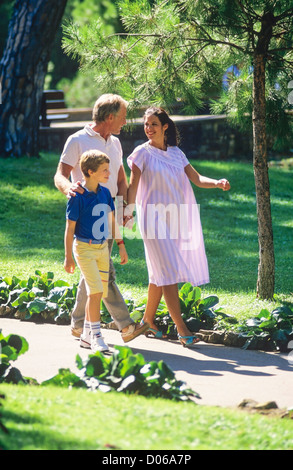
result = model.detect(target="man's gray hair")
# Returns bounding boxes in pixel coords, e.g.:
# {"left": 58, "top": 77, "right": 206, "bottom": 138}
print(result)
{"left": 92, "top": 94, "right": 128, "bottom": 123}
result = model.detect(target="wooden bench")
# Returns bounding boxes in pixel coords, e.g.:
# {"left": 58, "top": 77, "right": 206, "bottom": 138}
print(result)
{"left": 40, "top": 90, "right": 69, "bottom": 127}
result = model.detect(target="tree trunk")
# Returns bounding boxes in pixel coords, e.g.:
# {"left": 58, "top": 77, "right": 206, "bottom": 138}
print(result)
{"left": 0, "top": 0, "right": 67, "bottom": 157}
{"left": 252, "top": 52, "right": 275, "bottom": 299}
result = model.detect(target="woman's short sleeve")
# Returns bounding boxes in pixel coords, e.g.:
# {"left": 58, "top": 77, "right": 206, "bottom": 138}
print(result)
{"left": 179, "top": 149, "right": 190, "bottom": 168}
{"left": 127, "top": 145, "right": 146, "bottom": 173}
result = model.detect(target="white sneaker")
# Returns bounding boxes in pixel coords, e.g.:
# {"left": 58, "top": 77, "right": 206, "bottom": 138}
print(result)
{"left": 80, "top": 334, "right": 91, "bottom": 349}
{"left": 91, "top": 334, "right": 109, "bottom": 353}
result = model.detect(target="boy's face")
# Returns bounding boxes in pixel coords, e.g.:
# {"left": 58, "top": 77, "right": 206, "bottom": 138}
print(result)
{"left": 89, "top": 162, "right": 110, "bottom": 184}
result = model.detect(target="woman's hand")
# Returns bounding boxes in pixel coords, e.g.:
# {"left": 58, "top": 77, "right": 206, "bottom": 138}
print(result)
{"left": 217, "top": 179, "right": 231, "bottom": 191}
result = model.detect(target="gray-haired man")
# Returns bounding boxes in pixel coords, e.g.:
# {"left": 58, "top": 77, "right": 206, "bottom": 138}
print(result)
{"left": 54, "top": 94, "right": 148, "bottom": 343}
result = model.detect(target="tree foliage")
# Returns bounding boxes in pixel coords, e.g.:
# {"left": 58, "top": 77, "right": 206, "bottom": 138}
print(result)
{"left": 62, "top": 0, "right": 293, "bottom": 300}
{"left": 0, "top": 0, "right": 68, "bottom": 157}
{"left": 63, "top": 0, "right": 293, "bottom": 133}
{"left": 47, "top": 0, "right": 122, "bottom": 92}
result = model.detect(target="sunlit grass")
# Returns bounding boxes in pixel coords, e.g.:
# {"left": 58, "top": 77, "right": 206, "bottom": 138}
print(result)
{"left": 1, "top": 153, "right": 293, "bottom": 451}
{"left": 0, "top": 152, "right": 292, "bottom": 319}
{"left": 1, "top": 384, "right": 293, "bottom": 450}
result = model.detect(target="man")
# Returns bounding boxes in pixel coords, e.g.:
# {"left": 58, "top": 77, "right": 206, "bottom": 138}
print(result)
{"left": 54, "top": 93, "right": 149, "bottom": 343}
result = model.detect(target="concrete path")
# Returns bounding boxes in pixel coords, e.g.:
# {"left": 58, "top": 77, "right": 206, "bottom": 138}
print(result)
{"left": 1, "top": 318, "right": 293, "bottom": 409}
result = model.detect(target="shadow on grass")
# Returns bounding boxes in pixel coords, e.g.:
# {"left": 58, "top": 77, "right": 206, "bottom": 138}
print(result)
{"left": 0, "top": 408, "right": 103, "bottom": 450}
{"left": 1, "top": 155, "right": 292, "bottom": 296}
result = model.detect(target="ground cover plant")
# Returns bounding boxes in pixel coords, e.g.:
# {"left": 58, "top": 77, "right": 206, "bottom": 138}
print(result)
{"left": 0, "top": 152, "right": 292, "bottom": 339}
{"left": 0, "top": 328, "right": 292, "bottom": 451}
{"left": 0, "top": 152, "right": 292, "bottom": 347}
{"left": 1, "top": 273, "right": 293, "bottom": 352}
{"left": 0, "top": 152, "right": 293, "bottom": 450}
{"left": 0, "top": 329, "right": 197, "bottom": 401}
{"left": 0, "top": 271, "right": 77, "bottom": 324}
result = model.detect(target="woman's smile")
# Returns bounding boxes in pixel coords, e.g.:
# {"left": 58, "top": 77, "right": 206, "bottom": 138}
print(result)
{"left": 144, "top": 115, "right": 168, "bottom": 149}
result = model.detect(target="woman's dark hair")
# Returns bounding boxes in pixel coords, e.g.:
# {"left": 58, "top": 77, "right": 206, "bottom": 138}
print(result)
{"left": 144, "top": 107, "right": 180, "bottom": 146}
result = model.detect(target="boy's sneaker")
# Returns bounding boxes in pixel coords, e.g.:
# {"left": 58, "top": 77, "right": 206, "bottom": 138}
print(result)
{"left": 80, "top": 334, "right": 91, "bottom": 349}
{"left": 91, "top": 334, "right": 109, "bottom": 353}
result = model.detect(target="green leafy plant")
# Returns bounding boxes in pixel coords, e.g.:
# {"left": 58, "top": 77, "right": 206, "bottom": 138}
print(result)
{"left": 154, "top": 283, "right": 236, "bottom": 337}
{"left": 238, "top": 306, "right": 293, "bottom": 352}
{"left": 43, "top": 346, "right": 200, "bottom": 402}
{"left": 0, "top": 329, "right": 200, "bottom": 401}
{"left": 0, "top": 271, "right": 77, "bottom": 324}
{"left": 101, "top": 283, "right": 237, "bottom": 338}
{"left": 0, "top": 330, "right": 29, "bottom": 384}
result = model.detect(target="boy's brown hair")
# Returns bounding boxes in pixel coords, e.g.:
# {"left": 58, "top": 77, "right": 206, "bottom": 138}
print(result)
{"left": 80, "top": 150, "right": 110, "bottom": 178}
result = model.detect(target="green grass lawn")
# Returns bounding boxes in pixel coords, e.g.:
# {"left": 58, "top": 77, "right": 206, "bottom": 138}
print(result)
{"left": 1, "top": 152, "right": 293, "bottom": 451}
{"left": 1, "top": 384, "right": 293, "bottom": 450}
{"left": 0, "top": 152, "right": 292, "bottom": 320}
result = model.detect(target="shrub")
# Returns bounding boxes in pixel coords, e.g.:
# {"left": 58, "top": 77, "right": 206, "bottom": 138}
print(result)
{"left": 0, "top": 271, "right": 77, "bottom": 324}
{"left": 43, "top": 346, "right": 200, "bottom": 402}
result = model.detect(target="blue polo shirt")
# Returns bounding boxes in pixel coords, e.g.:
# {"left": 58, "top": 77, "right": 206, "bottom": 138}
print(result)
{"left": 66, "top": 185, "right": 115, "bottom": 243}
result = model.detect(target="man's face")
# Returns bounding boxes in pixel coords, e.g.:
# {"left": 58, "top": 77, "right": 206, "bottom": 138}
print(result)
{"left": 109, "top": 105, "right": 127, "bottom": 135}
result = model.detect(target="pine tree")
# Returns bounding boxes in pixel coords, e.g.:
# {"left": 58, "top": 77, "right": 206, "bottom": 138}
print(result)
{"left": 0, "top": 0, "right": 67, "bottom": 157}
{"left": 63, "top": 0, "right": 293, "bottom": 299}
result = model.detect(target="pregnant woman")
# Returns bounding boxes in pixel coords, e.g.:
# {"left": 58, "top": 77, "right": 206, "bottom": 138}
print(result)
{"left": 126, "top": 107, "right": 230, "bottom": 347}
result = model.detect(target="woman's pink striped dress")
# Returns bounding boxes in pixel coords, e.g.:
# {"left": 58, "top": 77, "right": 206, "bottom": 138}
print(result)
{"left": 127, "top": 142, "right": 209, "bottom": 287}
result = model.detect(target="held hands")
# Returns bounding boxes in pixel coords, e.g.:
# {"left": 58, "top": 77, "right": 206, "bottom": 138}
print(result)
{"left": 123, "top": 204, "right": 135, "bottom": 229}
{"left": 217, "top": 179, "right": 231, "bottom": 191}
{"left": 118, "top": 244, "right": 128, "bottom": 265}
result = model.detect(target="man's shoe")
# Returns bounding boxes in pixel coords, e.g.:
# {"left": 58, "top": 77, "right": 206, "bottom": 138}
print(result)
{"left": 121, "top": 322, "right": 150, "bottom": 343}
{"left": 72, "top": 327, "right": 83, "bottom": 338}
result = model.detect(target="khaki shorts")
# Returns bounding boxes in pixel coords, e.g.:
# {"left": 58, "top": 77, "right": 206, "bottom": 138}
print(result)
{"left": 73, "top": 240, "right": 109, "bottom": 297}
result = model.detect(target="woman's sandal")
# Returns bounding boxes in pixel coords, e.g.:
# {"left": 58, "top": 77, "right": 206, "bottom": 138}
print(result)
{"left": 178, "top": 334, "right": 201, "bottom": 348}
{"left": 141, "top": 321, "right": 167, "bottom": 339}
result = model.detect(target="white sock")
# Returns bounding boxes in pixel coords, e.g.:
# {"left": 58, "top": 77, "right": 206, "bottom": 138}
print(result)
{"left": 90, "top": 321, "right": 101, "bottom": 338}
{"left": 82, "top": 320, "right": 91, "bottom": 339}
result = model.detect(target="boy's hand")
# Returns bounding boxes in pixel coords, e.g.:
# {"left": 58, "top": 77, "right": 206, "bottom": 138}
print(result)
{"left": 119, "top": 245, "right": 128, "bottom": 265}
{"left": 217, "top": 179, "right": 231, "bottom": 191}
{"left": 64, "top": 257, "right": 75, "bottom": 273}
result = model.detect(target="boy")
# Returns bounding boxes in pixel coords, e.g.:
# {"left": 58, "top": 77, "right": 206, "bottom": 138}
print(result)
{"left": 64, "top": 150, "right": 128, "bottom": 353}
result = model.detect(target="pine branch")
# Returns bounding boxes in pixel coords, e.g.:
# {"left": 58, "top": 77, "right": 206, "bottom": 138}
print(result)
{"left": 235, "top": 0, "right": 262, "bottom": 22}
{"left": 175, "top": 44, "right": 210, "bottom": 72}
{"left": 274, "top": 7, "right": 293, "bottom": 22}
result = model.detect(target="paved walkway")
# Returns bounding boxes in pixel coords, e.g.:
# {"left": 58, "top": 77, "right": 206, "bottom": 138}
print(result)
{"left": 1, "top": 318, "right": 293, "bottom": 409}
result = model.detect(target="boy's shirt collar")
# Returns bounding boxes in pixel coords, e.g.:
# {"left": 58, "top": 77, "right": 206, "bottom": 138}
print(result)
{"left": 81, "top": 184, "right": 101, "bottom": 196}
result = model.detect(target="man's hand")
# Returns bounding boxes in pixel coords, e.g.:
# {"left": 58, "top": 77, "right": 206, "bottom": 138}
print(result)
{"left": 67, "top": 181, "right": 84, "bottom": 199}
